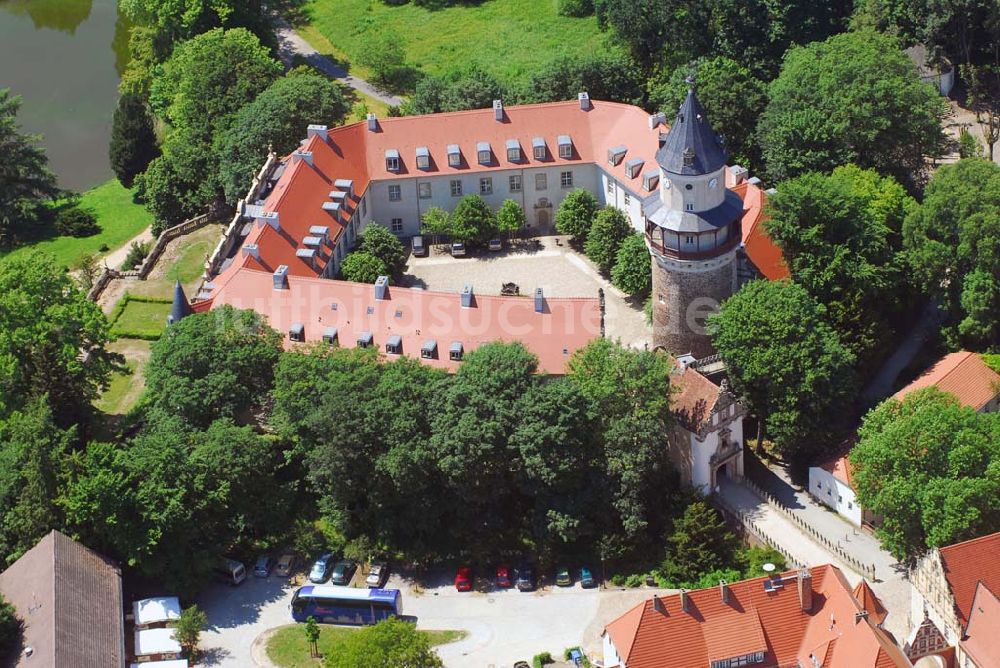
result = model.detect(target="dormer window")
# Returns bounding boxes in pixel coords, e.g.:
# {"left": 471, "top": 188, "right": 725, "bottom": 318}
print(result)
{"left": 449, "top": 341, "right": 464, "bottom": 361}
{"left": 608, "top": 145, "right": 627, "bottom": 166}
{"left": 477, "top": 142, "right": 491, "bottom": 165}
{"left": 625, "top": 157, "right": 644, "bottom": 178}
{"left": 415, "top": 146, "right": 430, "bottom": 170}
{"left": 385, "top": 148, "right": 400, "bottom": 172}
{"left": 357, "top": 331, "right": 373, "bottom": 348}
{"left": 385, "top": 335, "right": 402, "bottom": 355}
{"left": 557, "top": 135, "right": 573, "bottom": 159}
{"left": 532, "top": 137, "right": 546, "bottom": 159}
{"left": 683, "top": 147, "right": 695, "bottom": 167}
{"left": 506, "top": 139, "right": 521, "bottom": 162}
{"left": 643, "top": 171, "right": 660, "bottom": 191}
{"left": 447, "top": 144, "right": 461, "bottom": 167}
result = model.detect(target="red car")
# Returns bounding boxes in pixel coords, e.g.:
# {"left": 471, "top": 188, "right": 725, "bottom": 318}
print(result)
{"left": 495, "top": 565, "right": 512, "bottom": 588}
{"left": 454, "top": 566, "right": 473, "bottom": 592}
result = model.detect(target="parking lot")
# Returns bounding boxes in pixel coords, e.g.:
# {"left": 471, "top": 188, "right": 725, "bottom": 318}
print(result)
{"left": 402, "top": 235, "right": 652, "bottom": 349}
{"left": 196, "top": 567, "right": 673, "bottom": 667}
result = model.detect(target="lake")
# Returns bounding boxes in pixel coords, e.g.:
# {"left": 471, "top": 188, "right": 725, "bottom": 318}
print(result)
{"left": 0, "top": 0, "right": 126, "bottom": 191}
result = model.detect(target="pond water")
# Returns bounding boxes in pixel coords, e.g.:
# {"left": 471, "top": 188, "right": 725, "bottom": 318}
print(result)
{"left": 0, "top": 0, "right": 127, "bottom": 191}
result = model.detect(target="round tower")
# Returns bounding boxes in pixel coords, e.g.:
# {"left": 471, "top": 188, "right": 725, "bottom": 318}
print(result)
{"left": 643, "top": 85, "right": 743, "bottom": 358}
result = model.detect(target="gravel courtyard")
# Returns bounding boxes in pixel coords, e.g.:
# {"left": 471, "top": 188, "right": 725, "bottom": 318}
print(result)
{"left": 401, "top": 235, "right": 652, "bottom": 350}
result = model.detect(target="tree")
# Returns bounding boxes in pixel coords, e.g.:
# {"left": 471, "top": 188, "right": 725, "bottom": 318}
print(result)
{"left": 611, "top": 233, "right": 651, "bottom": 298}
{"left": 305, "top": 616, "right": 320, "bottom": 658}
{"left": 449, "top": 195, "right": 496, "bottom": 246}
{"left": 495, "top": 199, "right": 525, "bottom": 238}
{"left": 764, "top": 165, "right": 914, "bottom": 364}
{"left": 109, "top": 92, "right": 158, "bottom": 188}
{"left": 355, "top": 30, "right": 406, "bottom": 88}
{"left": 555, "top": 189, "right": 598, "bottom": 242}
{"left": 420, "top": 206, "right": 451, "bottom": 243}
{"left": 119, "top": 0, "right": 275, "bottom": 47}
{"left": 359, "top": 224, "right": 406, "bottom": 277}
{"left": 660, "top": 501, "right": 737, "bottom": 586}
{"left": 0, "top": 593, "right": 18, "bottom": 661}
{"left": 599, "top": 0, "right": 674, "bottom": 66}
{"left": 340, "top": 251, "right": 389, "bottom": 284}
{"left": 172, "top": 605, "right": 208, "bottom": 659}
{"left": 517, "top": 53, "right": 644, "bottom": 106}
{"left": 850, "top": 388, "right": 1000, "bottom": 560}
{"left": 135, "top": 132, "right": 219, "bottom": 234}
{"left": 217, "top": 72, "right": 350, "bottom": 202}
{"left": 0, "top": 89, "right": 59, "bottom": 244}
{"left": 585, "top": 207, "right": 631, "bottom": 273}
{"left": 324, "top": 618, "right": 443, "bottom": 668}
{"left": 402, "top": 66, "right": 506, "bottom": 115}
{"left": 0, "top": 400, "right": 72, "bottom": 565}
{"left": 963, "top": 64, "right": 1000, "bottom": 161}
{"left": 0, "top": 252, "right": 118, "bottom": 424}
{"left": 758, "top": 31, "right": 947, "bottom": 187}
{"left": 144, "top": 306, "right": 283, "bottom": 429}
{"left": 709, "top": 280, "right": 856, "bottom": 461}
{"left": 647, "top": 57, "right": 767, "bottom": 168}
{"left": 903, "top": 158, "right": 1000, "bottom": 350}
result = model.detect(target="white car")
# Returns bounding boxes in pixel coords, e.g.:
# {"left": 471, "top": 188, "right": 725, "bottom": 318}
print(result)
{"left": 451, "top": 242, "right": 466, "bottom": 257}
{"left": 366, "top": 561, "right": 389, "bottom": 588}
{"left": 309, "top": 553, "right": 334, "bottom": 583}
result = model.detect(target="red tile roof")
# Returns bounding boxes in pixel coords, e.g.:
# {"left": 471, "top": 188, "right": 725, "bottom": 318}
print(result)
{"left": 961, "top": 582, "right": 1000, "bottom": 668}
{"left": 894, "top": 351, "right": 1000, "bottom": 410}
{"left": 733, "top": 181, "right": 788, "bottom": 281}
{"left": 938, "top": 531, "right": 1000, "bottom": 628}
{"left": 821, "top": 454, "right": 856, "bottom": 487}
{"left": 194, "top": 269, "right": 601, "bottom": 374}
{"left": 853, "top": 580, "right": 889, "bottom": 626}
{"left": 670, "top": 361, "right": 722, "bottom": 431}
{"left": 603, "top": 565, "right": 909, "bottom": 668}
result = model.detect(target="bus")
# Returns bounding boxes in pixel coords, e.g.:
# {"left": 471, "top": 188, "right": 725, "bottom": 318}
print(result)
{"left": 290, "top": 586, "right": 402, "bottom": 625}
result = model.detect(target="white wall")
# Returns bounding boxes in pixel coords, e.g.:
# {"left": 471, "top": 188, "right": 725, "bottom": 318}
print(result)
{"left": 808, "top": 467, "right": 862, "bottom": 526}
{"left": 602, "top": 632, "right": 624, "bottom": 668}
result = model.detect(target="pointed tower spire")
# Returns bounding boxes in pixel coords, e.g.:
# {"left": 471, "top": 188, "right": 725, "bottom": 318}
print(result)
{"left": 655, "top": 84, "right": 728, "bottom": 176}
{"left": 167, "top": 280, "right": 192, "bottom": 326}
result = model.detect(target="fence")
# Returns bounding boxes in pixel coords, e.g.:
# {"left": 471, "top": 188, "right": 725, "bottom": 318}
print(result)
{"left": 742, "top": 477, "right": 877, "bottom": 580}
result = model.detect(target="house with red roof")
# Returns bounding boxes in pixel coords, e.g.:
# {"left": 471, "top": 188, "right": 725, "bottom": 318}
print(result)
{"left": 601, "top": 564, "right": 910, "bottom": 668}
{"left": 906, "top": 531, "right": 1000, "bottom": 668}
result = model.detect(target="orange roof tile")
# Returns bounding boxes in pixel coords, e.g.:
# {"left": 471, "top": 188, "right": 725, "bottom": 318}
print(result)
{"left": 604, "top": 565, "right": 908, "bottom": 668}
{"left": 821, "top": 454, "right": 856, "bottom": 487}
{"left": 670, "top": 362, "right": 722, "bottom": 431}
{"left": 734, "top": 182, "right": 788, "bottom": 281}
{"left": 194, "top": 269, "right": 601, "bottom": 374}
{"left": 853, "top": 580, "right": 889, "bottom": 626}
{"left": 961, "top": 582, "right": 1000, "bottom": 668}
{"left": 938, "top": 531, "right": 1000, "bottom": 628}
{"left": 894, "top": 351, "right": 1000, "bottom": 410}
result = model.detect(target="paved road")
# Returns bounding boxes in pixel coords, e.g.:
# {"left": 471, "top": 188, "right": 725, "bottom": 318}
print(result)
{"left": 860, "top": 299, "right": 944, "bottom": 408}
{"left": 273, "top": 17, "right": 404, "bottom": 108}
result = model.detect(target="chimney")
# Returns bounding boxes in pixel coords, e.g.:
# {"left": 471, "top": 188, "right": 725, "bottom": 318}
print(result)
{"left": 241, "top": 243, "right": 259, "bottom": 260}
{"left": 648, "top": 112, "right": 666, "bottom": 129}
{"left": 374, "top": 275, "right": 389, "bottom": 300}
{"left": 797, "top": 569, "right": 813, "bottom": 612}
{"left": 493, "top": 99, "right": 504, "bottom": 121}
{"left": 855, "top": 610, "right": 869, "bottom": 624}
{"left": 367, "top": 113, "right": 378, "bottom": 132}
{"left": 719, "top": 580, "right": 731, "bottom": 605}
{"left": 292, "top": 150, "right": 314, "bottom": 167}
{"left": 534, "top": 287, "right": 545, "bottom": 313}
{"left": 578, "top": 91, "right": 591, "bottom": 110}
{"left": 461, "top": 284, "right": 474, "bottom": 308}
{"left": 652, "top": 595, "right": 666, "bottom": 615}
{"left": 273, "top": 264, "right": 289, "bottom": 290}
{"left": 257, "top": 211, "right": 280, "bottom": 231}
{"left": 679, "top": 589, "right": 691, "bottom": 614}
{"left": 306, "top": 124, "right": 328, "bottom": 142}
{"left": 730, "top": 165, "right": 749, "bottom": 184}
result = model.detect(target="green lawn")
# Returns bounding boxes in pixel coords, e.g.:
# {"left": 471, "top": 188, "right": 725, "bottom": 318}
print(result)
{"left": 266, "top": 624, "right": 464, "bottom": 668}
{"left": 163, "top": 234, "right": 215, "bottom": 284}
{"left": 109, "top": 298, "right": 172, "bottom": 340}
{"left": 0, "top": 179, "right": 152, "bottom": 269}
{"left": 95, "top": 359, "right": 139, "bottom": 414}
{"left": 300, "top": 0, "right": 606, "bottom": 85}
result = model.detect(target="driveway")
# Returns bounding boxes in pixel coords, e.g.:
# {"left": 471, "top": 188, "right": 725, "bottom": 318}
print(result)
{"left": 196, "top": 570, "right": 671, "bottom": 668}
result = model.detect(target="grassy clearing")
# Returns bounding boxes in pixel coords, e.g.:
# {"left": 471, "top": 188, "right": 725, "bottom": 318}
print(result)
{"left": 109, "top": 296, "right": 172, "bottom": 340}
{"left": 266, "top": 624, "right": 464, "bottom": 668}
{"left": 95, "top": 338, "right": 152, "bottom": 416}
{"left": 0, "top": 179, "right": 152, "bottom": 269}
{"left": 290, "top": 29, "right": 391, "bottom": 117}
{"left": 300, "top": 0, "right": 606, "bottom": 85}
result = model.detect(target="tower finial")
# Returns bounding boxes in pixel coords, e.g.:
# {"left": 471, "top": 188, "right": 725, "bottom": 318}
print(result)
{"left": 684, "top": 73, "right": 696, "bottom": 91}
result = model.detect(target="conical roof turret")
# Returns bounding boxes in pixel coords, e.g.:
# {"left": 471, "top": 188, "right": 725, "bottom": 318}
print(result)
{"left": 167, "top": 280, "right": 192, "bottom": 326}
{"left": 655, "top": 86, "right": 728, "bottom": 176}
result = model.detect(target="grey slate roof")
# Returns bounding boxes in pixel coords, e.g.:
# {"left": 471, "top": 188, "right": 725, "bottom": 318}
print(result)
{"left": 168, "top": 280, "right": 193, "bottom": 326}
{"left": 656, "top": 88, "right": 728, "bottom": 176}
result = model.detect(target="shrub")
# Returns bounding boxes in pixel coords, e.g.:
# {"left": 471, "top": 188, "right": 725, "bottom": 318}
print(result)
{"left": 340, "top": 251, "right": 389, "bottom": 284}
{"left": 359, "top": 224, "right": 407, "bottom": 276}
{"left": 450, "top": 194, "right": 497, "bottom": 246}
{"left": 555, "top": 189, "right": 598, "bottom": 241}
{"left": 533, "top": 651, "right": 554, "bottom": 668}
{"left": 54, "top": 206, "right": 100, "bottom": 237}
{"left": 584, "top": 207, "right": 631, "bottom": 273}
{"left": 958, "top": 127, "right": 984, "bottom": 158}
{"left": 120, "top": 240, "right": 151, "bottom": 271}
{"left": 610, "top": 573, "right": 626, "bottom": 587}
{"left": 624, "top": 573, "right": 644, "bottom": 588}
{"left": 611, "top": 233, "right": 651, "bottom": 297}
{"left": 558, "top": 0, "right": 594, "bottom": 16}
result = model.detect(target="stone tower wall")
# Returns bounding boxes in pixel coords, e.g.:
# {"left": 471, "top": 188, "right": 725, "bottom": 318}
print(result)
{"left": 651, "top": 249, "right": 738, "bottom": 358}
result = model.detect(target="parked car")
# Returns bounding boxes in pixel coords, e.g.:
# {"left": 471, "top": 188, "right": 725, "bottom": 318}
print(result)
{"left": 455, "top": 566, "right": 473, "bottom": 592}
{"left": 275, "top": 553, "right": 296, "bottom": 578}
{"left": 309, "top": 553, "right": 334, "bottom": 583}
{"left": 516, "top": 564, "right": 535, "bottom": 592}
{"left": 412, "top": 235, "right": 427, "bottom": 257}
{"left": 555, "top": 566, "right": 572, "bottom": 587}
{"left": 579, "top": 566, "right": 596, "bottom": 589}
{"left": 253, "top": 554, "right": 274, "bottom": 578}
{"left": 451, "top": 242, "right": 466, "bottom": 257}
{"left": 495, "top": 564, "right": 512, "bottom": 589}
{"left": 488, "top": 238, "right": 502, "bottom": 252}
{"left": 366, "top": 561, "right": 389, "bottom": 588}
{"left": 330, "top": 559, "right": 357, "bottom": 585}
{"left": 215, "top": 558, "right": 246, "bottom": 586}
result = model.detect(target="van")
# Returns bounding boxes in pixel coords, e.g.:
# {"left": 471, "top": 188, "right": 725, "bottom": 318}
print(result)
{"left": 412, "top": 235, "right": 427, "bottom": 257}
{"left": 216, "top": 558, "right": 247, "bottom": 585}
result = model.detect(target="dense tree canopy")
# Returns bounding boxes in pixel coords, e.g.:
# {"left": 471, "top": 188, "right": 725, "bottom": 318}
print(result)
{"left": 585, "top": 207, "right": 631, "bottom": 274}
{"left": 709, "top": 280, "right": 856, "bottom": 461}
{"left": 323, "top": 619, "right": 443, "bottom": 668}
{"left": 217, "top": 72, "right": 350, "bottom": 203}
{"left": 903, "top": 158, "right": 1000, "bottom": 351}
{"left": 555, "top": 189, "right": 598, "bottom": 242}
{"left": 358, "top": 224, "right": 407, "bottom": 278}
{"left": 0, "top": 89, "right": 60, "bottom": 244}
{"left": 517, "top": 53, "right": 644, "bottom": 106}
{"left": 758, "top": 31, "right": 947, "bottom": 187}
{"left": 120, "top": 0, "right": 274, "bottom": 50}
{"left": 850, "top": 388, "right": 1000, "bottom": 561}
{"left": 611, "top": 233, "right": 652, "bottom": 298}
{"left": 449, "top": 195, "right": 496, "bottom": 246}
{"left": 764, "top": 165, "right": 914, "bottom": 364}
{"left": 402, "top": 67, "right": 506, "bottom": 115}
{"left": 109, "top": 92, "right": 159, "bottom": 189}
{"left": 340, "top": 251, "right": 388, "bottom": 284}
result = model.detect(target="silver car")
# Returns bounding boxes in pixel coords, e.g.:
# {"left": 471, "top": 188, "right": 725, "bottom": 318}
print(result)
{"left": 309, "top": 553, "right": 334, "bottom": 583}
{"left": 366, "top": 561, "right": 389, "bottom": 588}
